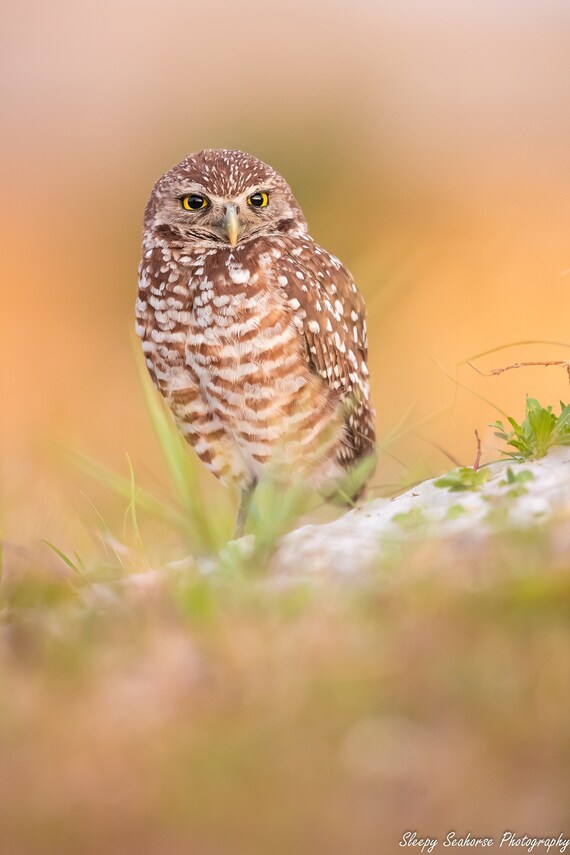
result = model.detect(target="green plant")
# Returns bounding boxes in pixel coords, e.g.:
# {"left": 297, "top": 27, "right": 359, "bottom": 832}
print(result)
{"left": 498, "top": 467, "right": 534, "bottom": 498}
{"left": 61, "top": 350, "right": 316, "bottom": 576}
{"left": 434, "top": 467, "right": 491, "bottom": 492}
{"left": 391, "top": 506, "right": 428, "bottom": 529}
{"left": 447, "top": 504, "right": 467, "bottom": 519}
{"left": 490, "top": 397, "right": 570, "bottom": 460}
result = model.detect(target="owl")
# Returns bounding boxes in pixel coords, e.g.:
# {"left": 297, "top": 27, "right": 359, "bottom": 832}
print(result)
{"left": 136, "top": 149, "right": 376, "bottom": 534}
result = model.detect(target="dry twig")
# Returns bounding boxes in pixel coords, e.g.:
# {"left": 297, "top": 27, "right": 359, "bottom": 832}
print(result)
{"left": 472, "top": 430, "right": 482, "bottom": 471}
{"left": 467, "top": 359, "right": 570, "bottom": 385}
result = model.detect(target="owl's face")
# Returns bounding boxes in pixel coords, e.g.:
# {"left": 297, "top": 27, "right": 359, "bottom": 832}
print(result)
{"left": 145, "top": 149, "right": 307, "bottom": 248}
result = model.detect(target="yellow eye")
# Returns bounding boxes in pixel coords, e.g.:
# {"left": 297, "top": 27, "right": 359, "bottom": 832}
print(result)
{"left": 247, "top": 191, "right": 269, "bottom": 208}
{"left": 182, "top": 194, "right": 208, "bottom": 210}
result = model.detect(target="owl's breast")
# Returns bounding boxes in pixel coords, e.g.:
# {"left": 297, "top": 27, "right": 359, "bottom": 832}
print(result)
{"left": 138, "top": 239, "right": 346, "bottom": 488}
{"left": 185, "top": 275, "right": 304, "bottom": 412}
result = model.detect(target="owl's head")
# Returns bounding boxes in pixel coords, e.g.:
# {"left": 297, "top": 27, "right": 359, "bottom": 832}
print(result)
{"left": 144, "top": 149, "right": 307, "bottom": 248}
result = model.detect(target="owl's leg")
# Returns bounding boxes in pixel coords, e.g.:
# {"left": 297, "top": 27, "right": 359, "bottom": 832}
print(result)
{"left": 235, "top": 479, "right": 258, "bottom": 539}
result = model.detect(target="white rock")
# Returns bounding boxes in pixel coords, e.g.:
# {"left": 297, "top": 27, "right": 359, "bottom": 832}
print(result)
{"left": 273, "top": 446, "right": 570, "bottom": 577}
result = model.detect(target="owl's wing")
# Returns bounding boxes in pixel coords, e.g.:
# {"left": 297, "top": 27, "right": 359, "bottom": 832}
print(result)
{"left": 136, "top": 243, "right": 194, "bottom": 394}
{"left": 275, "top": 238, "right": 376, "bottom": 463}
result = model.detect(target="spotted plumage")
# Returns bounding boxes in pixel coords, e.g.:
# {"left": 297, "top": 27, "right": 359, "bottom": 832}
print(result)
{"left": 136, "top": 149, "right": 375, "bottom": 530}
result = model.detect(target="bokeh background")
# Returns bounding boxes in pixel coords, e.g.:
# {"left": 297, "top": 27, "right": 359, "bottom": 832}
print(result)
{"left": 1, "top": 0, "right": 570, "bottom": 537}
{"left": 2, "top": 4, "right": 570, "bottom": 854}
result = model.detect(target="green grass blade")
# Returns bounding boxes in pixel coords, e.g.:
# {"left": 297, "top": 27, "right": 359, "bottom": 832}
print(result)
{"left": 42, "top": 540, "right": 82, "bottom": 575}
{"left": 133, "top": 343, "right": 231, "bottom": 551}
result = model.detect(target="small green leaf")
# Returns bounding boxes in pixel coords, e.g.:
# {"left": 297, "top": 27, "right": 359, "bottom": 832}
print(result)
{"left": 392, "top": 507, "right": 428, "bottom": 529}
{"left": 499, "top": 467, "right": 534, "bottom": 486}
{"left": 505, "top": 486, "right": 529, "bottom": 498}
{"left": 447, "top": 504, "right": 467, "bottom": 519}
{"left": 434, "top": 467, "right": 491, "bottom": 492}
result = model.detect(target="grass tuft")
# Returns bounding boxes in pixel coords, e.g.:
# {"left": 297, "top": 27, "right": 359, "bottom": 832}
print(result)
{"left": 491, "top": 396, "right": 570, "bottom": 460}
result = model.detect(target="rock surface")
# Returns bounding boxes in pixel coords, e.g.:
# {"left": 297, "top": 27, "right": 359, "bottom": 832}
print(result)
{"left": 274, "top": 447, "right": 570, "bottom": 576}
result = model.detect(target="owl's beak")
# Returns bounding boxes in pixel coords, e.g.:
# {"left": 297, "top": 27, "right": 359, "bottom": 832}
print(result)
{"left": 223, "top": 205, "right": 240, "bottom": 247}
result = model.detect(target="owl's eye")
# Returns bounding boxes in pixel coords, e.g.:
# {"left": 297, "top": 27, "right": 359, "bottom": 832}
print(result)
{"left": 182, "top": 194, "right": 208, "bottom": 211}
{"left": 247, "top": 192, "right": 269, "bottom": 208}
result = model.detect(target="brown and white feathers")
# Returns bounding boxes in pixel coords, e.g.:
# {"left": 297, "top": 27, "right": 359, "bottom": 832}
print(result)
{"left": 136, "top": 148, "right": 375, "bottom": 499}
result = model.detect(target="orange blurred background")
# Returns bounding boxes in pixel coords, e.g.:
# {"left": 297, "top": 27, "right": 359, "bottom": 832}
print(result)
{"left": 1, "top": 0, "right": 569, "bottom": 543}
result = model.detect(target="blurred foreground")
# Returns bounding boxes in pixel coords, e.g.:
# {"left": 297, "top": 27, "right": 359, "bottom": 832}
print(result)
{"left": 2, "top": 494, "right": 569, "bottom": 854}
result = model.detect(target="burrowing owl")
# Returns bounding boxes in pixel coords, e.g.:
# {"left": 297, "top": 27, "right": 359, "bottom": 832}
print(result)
{"left": 136, "top": 149, "right": 375, "bottom": 533}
